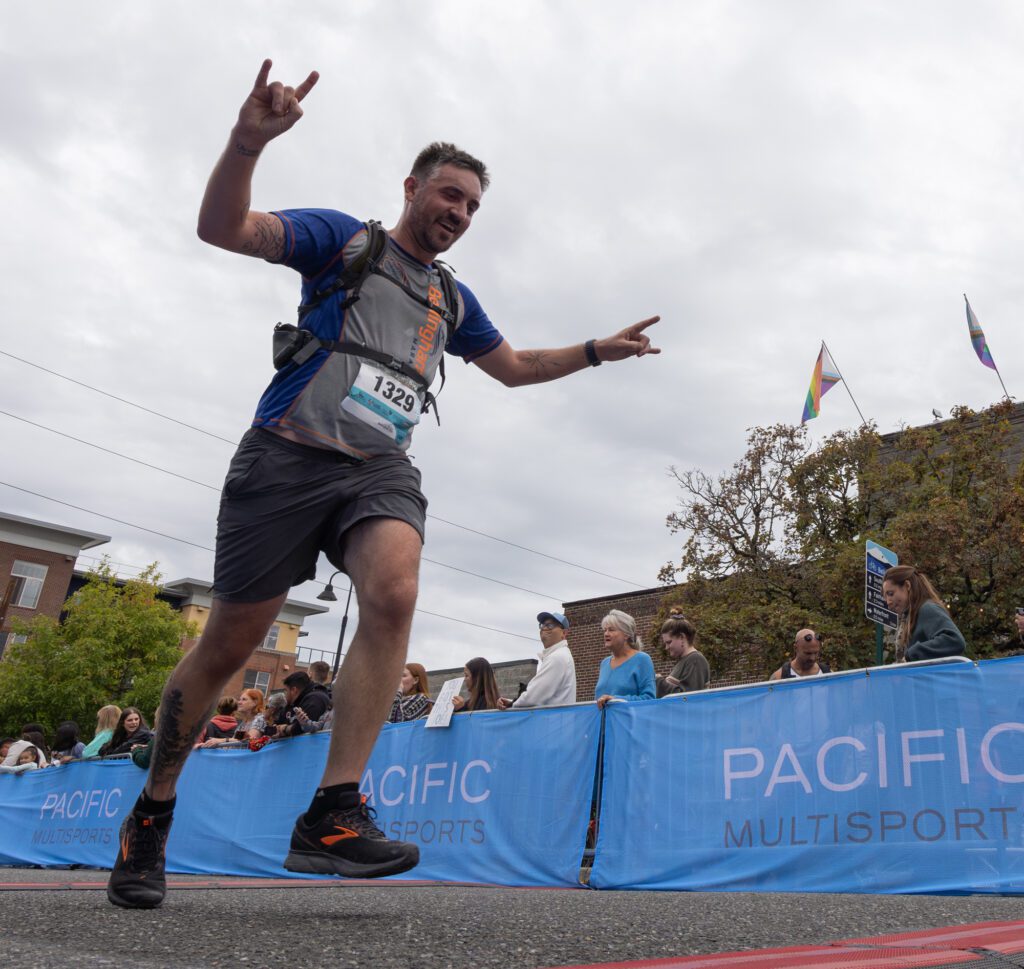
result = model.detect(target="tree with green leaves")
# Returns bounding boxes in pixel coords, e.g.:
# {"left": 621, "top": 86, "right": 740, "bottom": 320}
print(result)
{"left": 0, "top": 561, "right": 195, "bottom": 739}
{"left": 658, "top": 401, "right": 1024, "bottom": 681}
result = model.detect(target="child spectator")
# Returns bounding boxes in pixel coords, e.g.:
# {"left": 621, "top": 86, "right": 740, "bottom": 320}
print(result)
{"left": 0, "top": 740, "right": 45, "bottom": 772}
{"left": 82, "top": 705, "right": 121, "bottom": 758}
{"left": 20, "top": 730, "right": 51, "bottom": 766}
{"left": 0, "top": 738, "right": 17, "bottom": 761}
{"left": 51, "top": 721, "right": 86, "bottom": 764}
{"left": 388, "top": 663, "right": 433, "bottom": 722}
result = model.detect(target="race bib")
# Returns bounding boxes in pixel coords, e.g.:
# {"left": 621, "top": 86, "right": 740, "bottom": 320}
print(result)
{"left": 340, "top": 361, "right": 422, "bottom": 445}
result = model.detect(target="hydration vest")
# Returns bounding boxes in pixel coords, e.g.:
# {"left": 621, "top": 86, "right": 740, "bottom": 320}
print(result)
{"left": 271, "top": 220, "right": 459, "bottom": 421}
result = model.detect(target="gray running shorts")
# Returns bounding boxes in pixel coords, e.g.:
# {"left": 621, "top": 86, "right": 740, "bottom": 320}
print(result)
{"left": 213, "top": 428, "right": 427, "bottom": 602}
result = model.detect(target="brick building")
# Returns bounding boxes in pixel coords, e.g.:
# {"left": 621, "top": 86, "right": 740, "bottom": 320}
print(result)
{"left": 169, "top": 578, "right": 329, "bottom": 698}
{"left": 0, "top": 511, "right": 111, "bottom": 656}
{"left": 1, "top": 512, "right": 328, "bottom": 697}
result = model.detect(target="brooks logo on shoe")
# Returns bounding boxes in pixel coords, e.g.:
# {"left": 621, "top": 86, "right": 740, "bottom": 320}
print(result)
{"left": 320, "top": 826, "right": 359, "bottom": 847}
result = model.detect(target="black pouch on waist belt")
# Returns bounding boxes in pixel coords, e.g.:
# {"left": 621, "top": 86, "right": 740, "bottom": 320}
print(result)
{"left": 273, "top": 323, "right": 321, "bottom": 370}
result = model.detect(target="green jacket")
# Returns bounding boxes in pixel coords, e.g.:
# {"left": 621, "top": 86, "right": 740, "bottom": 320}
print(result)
{"left": 906, "top": 601, "right": 967, "bottom": 661}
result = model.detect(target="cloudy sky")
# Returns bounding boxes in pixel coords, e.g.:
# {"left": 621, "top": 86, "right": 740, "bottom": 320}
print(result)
{"left": 3, "top": 1, "right": 1022, "bottom": 673}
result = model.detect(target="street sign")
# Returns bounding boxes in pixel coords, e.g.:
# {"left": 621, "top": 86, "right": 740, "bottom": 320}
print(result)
{"left": 865, "top": 540, "right": 899, "bottom": 629}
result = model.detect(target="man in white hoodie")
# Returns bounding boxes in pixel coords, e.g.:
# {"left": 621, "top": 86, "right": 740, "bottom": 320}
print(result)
{"left": 501, "top": 611, "right": 577, "bottom": 709}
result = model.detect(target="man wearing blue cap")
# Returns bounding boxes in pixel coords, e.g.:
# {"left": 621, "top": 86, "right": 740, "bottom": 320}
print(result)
{"left": 500, "top": 611, "right": 577, "bottom": 708}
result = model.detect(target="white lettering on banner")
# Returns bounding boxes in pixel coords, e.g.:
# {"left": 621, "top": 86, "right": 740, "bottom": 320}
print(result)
{"left": 902, "top": 730, "right": 945, "bottom": 786}
{"left": 764, "top": 745, "right": 813, "bottom": 797}
{"left": 39, "top": 788, "right": 122, "bottom": 820}
{"left": 723, "top": 748, "right": 764, "bottom": 800}
{"left": 461, "top": 760, "right": 491, "bottom": 804}
{"left": 817, "top": 737, "right": 867, "bottom": 792}
{"left": 361, "top": 760, "right": 492, "bottom": 807}
{"left": 722, "top": 722, "right": 1024, "bottom": 800}
{"left": 981, "top": 722, "right": 1024, "bottom": 783}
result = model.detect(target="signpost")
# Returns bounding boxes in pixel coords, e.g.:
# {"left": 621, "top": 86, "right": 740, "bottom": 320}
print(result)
{"left": 865, "top": 540, "right": 898, "bottom": 663}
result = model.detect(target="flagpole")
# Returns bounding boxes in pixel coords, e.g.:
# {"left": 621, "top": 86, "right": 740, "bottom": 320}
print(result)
{"left": 822, "top": 341, "right": 868, "bottom": 426}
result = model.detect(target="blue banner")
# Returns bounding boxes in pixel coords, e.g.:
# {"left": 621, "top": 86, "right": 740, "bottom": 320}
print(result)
{"left": 591, "top": 658, "right": 1024, "bottom": 894}
{"left": 0, "top": 702, "right": 600, "bottom": 888}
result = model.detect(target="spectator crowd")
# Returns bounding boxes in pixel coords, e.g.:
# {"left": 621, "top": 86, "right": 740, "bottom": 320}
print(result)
{"left": 1, "top": 562, "right": 991, "bottom": 777}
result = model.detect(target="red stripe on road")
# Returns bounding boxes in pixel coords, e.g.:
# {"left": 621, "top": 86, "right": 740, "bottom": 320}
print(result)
{"left": 549, "top": 947, "right": 980, "bottom": 969}
{"left": 546, "top": 921, "right": 1024, "bottom": 969}
{"left": 838, "top": 919, "right": 1024, "bottom": 953}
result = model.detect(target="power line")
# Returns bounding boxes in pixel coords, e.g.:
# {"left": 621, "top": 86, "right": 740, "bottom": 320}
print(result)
{"left": 0, "top": 412, "right": 563, "bottom": 598}
{"left": 0, "top": 349, "right": 238, "bottom": 445}
{"left": 78, "top": 551, "right": 535, "bottom": 643}
{"left": 0, "top": 409, "right": 219, "bottom": 492}
{"left": 0, "top": 480, "right": 215, "bottom": 551}
{"left": 0, "top": 351, "right": 647, "bottom": 587}
{"left": 0, "top": 479, "right": 561, "bottom": 614}
{"left": 428, "top": 514, "right": 645, "bottom": 587}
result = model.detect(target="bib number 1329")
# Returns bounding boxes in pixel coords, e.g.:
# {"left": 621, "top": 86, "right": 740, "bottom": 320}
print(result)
{"left": 372, "top": 374, "right": 416, "bottom": 413}
{"left": 341, "top": 360, "right": 423, "bottom": 445}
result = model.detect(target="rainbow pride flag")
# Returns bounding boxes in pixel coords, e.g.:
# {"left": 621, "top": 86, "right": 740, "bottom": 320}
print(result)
{"left": 964, "top": 294, "right": 997, "bottom": 370}
{"left": 801, "top": 343, "right": 841, "bottom": 424}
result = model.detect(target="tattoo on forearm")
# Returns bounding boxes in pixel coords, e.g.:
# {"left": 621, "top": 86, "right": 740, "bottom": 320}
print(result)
{"left": 522, "top": 351, "right": 565, "bottom": 381}
{"left": 149, "top": 689, "right": 212, "bottom": 789}
{"left": 234, "top": 141, "right": 260, "bottom": 158}
{"left": 240, "top": 213, "right": 284, "bottom": 259}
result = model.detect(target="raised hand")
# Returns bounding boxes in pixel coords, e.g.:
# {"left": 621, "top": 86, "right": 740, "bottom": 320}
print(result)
{"left": 235, "top": 58, "right": 319, "bottom": 150}
{"left": 596, "top": 316, "right": 661, "bottom": 362}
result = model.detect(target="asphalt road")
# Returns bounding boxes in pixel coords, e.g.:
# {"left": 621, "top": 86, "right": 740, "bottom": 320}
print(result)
{"left": 2, "top": 867, "right": 1023, "bottom": 969}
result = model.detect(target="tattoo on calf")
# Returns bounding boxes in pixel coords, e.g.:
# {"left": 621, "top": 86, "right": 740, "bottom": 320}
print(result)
{"left": 241, "top": 213, "right": 284, "bottom": 260}
{"left": 149, "top": 689, "right": 211, "bottom": 787}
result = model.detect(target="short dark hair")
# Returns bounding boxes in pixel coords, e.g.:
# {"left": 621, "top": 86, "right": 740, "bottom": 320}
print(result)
{"left": 661, "top": 616, "right": 697, "bottom": 643}
{"left": 283, "top": 671, "right": 310, "bottom": 690}
{"left": 216, "top": 696, "right": 238, "bottom": 716}
{"left": 411, "top": 142, "right": 490, "bottom": 192}
{"left": 308, "top": 660, "right": 331, "bottom": 684}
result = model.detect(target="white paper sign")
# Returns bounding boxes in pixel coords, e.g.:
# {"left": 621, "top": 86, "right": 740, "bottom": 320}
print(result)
{"left": 425, "top": 677, "right": 465, "bottom": 729}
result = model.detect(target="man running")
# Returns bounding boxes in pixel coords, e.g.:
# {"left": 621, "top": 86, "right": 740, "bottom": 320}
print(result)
{"left": 107, "top": 59, "right": 660, "bottom": 909}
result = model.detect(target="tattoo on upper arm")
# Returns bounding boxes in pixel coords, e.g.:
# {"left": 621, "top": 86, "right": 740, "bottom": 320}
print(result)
{"left": 149, "top": 688, "right": 212, "bottom": 789}
{"left": 241, "top": 213, "right": 285, "bottom": 260}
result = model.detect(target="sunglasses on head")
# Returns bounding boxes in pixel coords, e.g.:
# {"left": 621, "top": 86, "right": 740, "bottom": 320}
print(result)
{"left": 800, "top": 633, "right": 822, "bottom": 642}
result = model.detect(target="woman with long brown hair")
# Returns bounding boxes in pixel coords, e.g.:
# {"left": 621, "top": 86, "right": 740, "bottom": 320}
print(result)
{"left": 882, "top": 564, "right": 966, "bottom": 661}
{"left": 451, "top": 657, "right": 501, "bottom": 712}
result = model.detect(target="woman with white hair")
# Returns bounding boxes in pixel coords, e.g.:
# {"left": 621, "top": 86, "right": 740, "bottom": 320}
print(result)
{"left": 595, "top": 609, "right": 656, "bottom": 709}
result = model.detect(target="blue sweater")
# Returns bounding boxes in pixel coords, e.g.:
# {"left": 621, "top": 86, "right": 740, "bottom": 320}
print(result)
{"left": 594, "top": 652, "right": 656, "bottom": 701}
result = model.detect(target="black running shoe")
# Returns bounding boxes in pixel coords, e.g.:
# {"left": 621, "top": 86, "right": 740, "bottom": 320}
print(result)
{"left": 284, "top": 796, "right": 419, "bottom": 878}
{"left": 106, "top": 811, "right": 172, "bottom": 909}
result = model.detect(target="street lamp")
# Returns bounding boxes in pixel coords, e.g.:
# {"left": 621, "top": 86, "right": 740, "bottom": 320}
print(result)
{"left": 317, "top": 570, "right": 354, "bottom": 680}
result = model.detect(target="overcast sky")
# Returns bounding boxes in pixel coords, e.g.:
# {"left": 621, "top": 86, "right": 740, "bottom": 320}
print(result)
{"left": 3, "top": 1, "right": 1022, "bottom": 674}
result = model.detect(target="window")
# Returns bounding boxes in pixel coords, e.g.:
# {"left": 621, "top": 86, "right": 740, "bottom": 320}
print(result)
{"left": 0, "top": 631, "right": 27, "bottom": 661}
{"left": 243, "top": 669, "right": 271, "bottom": 693}
{"left": 261, "top": 624, "right": 280, "bottom": 651}
{"left": 10, "top": 561, "right": 48, "bottom": 610}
